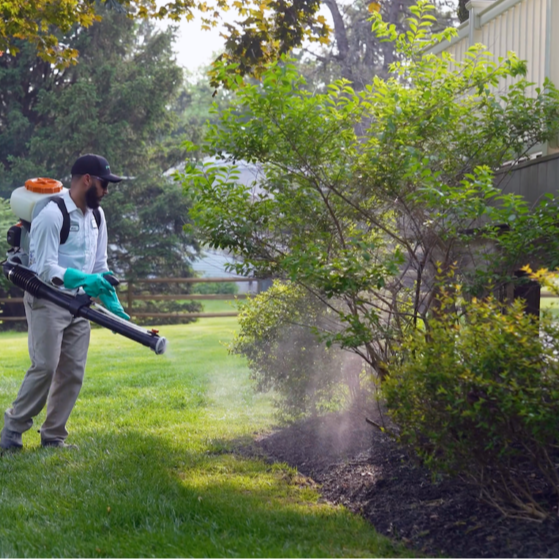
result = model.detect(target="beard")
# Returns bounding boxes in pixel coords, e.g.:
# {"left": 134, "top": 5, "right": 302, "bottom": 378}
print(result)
{"left": 85, "top": 184, "right": 101, "bottom": 209}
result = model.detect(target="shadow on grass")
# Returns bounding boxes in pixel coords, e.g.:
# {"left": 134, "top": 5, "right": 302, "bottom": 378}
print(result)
{"left": 0, "top": 429, "right": 406, "bottom": 558}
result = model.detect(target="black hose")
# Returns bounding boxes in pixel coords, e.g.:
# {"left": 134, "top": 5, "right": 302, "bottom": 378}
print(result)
{"left": 3, "top": 262, "right": 167, "bottom": 355}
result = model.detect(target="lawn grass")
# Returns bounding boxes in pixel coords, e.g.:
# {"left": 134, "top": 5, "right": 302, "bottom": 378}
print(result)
{"left": 0, "top": 320, "right": 406, "bottom": 558}
{"left": 201, "top": 298, "right": 242, "bottom": 314}
{"left": 154, "top": 296, "right": 244, "bottom": 314}
{"left": 541, "top": 296, "right": 559, "bottom": 317}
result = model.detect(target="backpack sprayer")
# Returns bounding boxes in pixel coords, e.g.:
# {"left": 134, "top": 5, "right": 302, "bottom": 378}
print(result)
{"left": 3, "top": 178, "right": 167, "bottom": 355}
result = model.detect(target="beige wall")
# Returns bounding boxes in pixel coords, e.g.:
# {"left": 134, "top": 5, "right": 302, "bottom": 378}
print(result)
{"left": 428, "top": 0, "right": 559, "bottom": 154}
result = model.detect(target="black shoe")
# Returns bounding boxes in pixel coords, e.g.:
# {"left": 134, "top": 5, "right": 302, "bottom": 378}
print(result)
{"left": 41, "top": 439, "right": 78, "bottom": 450}
{"left": 0, "top": 429, "right": 23, "bottom": 451}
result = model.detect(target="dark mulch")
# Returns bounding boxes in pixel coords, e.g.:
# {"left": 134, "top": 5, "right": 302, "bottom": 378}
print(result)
{"left": 253, "top": 410, "right": 559, "bottom": 558}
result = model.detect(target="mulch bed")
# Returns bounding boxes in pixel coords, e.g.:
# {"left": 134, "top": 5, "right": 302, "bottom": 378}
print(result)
{"left": 252, "top": 410, "right": 559, "bottom": 558}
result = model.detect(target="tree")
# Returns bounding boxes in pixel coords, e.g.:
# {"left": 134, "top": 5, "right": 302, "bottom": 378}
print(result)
{"left": 0, "top": 10, "right": 199, "bottom": 283}
{"left": 181, "top": 1, "right": 559, "bottom": 380}
{"left": 0, "top": 0, "right": 99, "bottom": 65}
{"left": 458, "top": 0, "right": 469, "bottom": 22}
{"left": 1, "top": 13, "right": 176, "bottom": 188}
{"left": 1, "top": 13, "right": 186, "bottom": 190}
{"left": 297, "top": 0, "right": 456, "bottom": 89}
{"left": 166, "top": 69, "right": 234, "bottom": 161}
{"left": 1, "top": 0, "right": 329, "bottom": 81}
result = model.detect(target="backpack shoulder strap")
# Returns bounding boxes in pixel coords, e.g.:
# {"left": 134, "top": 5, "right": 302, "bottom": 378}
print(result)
{"left": 50, "top": 197, "right": 70, "bottom": 245}
{"left": 93, "top": 208, "right": 101, "bottom": 230}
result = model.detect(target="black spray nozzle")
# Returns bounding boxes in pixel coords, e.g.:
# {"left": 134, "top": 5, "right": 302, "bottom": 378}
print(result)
{"left": 2, "top": 262, "right": 167, "bottom": 355}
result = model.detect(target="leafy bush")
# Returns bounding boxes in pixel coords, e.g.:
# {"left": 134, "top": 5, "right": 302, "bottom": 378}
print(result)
{"left": 230, "top": 282, "right": 365, "bottom": 421}
{"left": 384, "top": 293, "right": 559, "bottom": 519}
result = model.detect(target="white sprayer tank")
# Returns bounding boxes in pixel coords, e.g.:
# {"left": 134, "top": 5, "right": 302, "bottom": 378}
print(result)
{"left": 10, "top": 178, "right": 67, "bottom": 222}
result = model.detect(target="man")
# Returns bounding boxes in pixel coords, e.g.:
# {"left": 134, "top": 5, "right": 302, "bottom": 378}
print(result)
{"left": 0, "top": 154, "right": 129, "bottom": 452}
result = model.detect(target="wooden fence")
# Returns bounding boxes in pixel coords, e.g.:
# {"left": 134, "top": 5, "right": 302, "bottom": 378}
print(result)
{"left": 2, "top": 279, "right": 557, "bottom": 323}
{"left": 0, "top": 277, "right": 265, "bottom": 322}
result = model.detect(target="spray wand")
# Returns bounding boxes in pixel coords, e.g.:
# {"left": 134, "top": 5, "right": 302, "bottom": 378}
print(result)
{"left": 2, "top": 261, "right": 167, "bottom": 355}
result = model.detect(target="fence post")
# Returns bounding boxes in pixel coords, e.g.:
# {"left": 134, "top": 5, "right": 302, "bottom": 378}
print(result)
{"left": 257, "top": 278, "right": 273, "bottom": 293}
{"left": 513, "top": 270, "right": 541, "bottom": 319}
{"left": 127, "top": 281, "right": 133, "bottom": 316}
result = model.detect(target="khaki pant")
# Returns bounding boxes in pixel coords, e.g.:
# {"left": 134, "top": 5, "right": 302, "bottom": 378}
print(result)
{"left": 3, "top": 292, "right": 90, "bottom": 442}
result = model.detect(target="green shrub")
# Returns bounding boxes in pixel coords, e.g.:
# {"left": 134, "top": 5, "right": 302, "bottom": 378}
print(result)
{"left": 384, "top": 294, "right": 559, "bottom": 519}
{"left": 230, "top": 282, "right": 364, "bottom": 421}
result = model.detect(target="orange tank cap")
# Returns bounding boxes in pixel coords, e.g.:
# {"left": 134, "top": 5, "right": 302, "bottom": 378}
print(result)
{"left": 25, "top": 177, "right": 63, "bottom": 194}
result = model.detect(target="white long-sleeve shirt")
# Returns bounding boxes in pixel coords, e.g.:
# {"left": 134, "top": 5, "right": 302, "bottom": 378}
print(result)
{"left": 28, "top": 190, "right": 109, "bottom": 287}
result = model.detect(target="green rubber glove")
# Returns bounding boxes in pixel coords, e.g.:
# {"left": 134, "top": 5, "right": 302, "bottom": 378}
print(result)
{"left": 99, "top": 291, "right": 130, "bottom": 321}
{"left": 63, "top": 268, "right": 115, "bottom": 298}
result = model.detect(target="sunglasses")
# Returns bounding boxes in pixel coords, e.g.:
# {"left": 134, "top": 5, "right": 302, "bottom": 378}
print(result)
{"left": 91, "top": 175, "right": 109, "bottom": 190}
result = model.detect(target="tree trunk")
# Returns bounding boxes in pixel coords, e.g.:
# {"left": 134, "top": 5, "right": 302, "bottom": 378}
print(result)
{"left": 322, "top": 0, "right": 352, "bottom": 81}
{"left": 458, "top": 0, "right": 469, "bottom": 22}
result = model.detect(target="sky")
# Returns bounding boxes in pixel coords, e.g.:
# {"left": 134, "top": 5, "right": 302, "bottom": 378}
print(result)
{"left": 172, "top": 15, "right": 227, "bottom": 72}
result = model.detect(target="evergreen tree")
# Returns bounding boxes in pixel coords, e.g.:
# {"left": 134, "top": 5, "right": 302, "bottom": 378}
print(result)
{"left": 0, "top": 10, "right": 199, "bottom": 281}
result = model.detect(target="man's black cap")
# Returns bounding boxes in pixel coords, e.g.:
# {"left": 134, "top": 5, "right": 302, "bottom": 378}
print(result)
{"left": 71, "top": 154, "right": 123, "bottom": 183}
